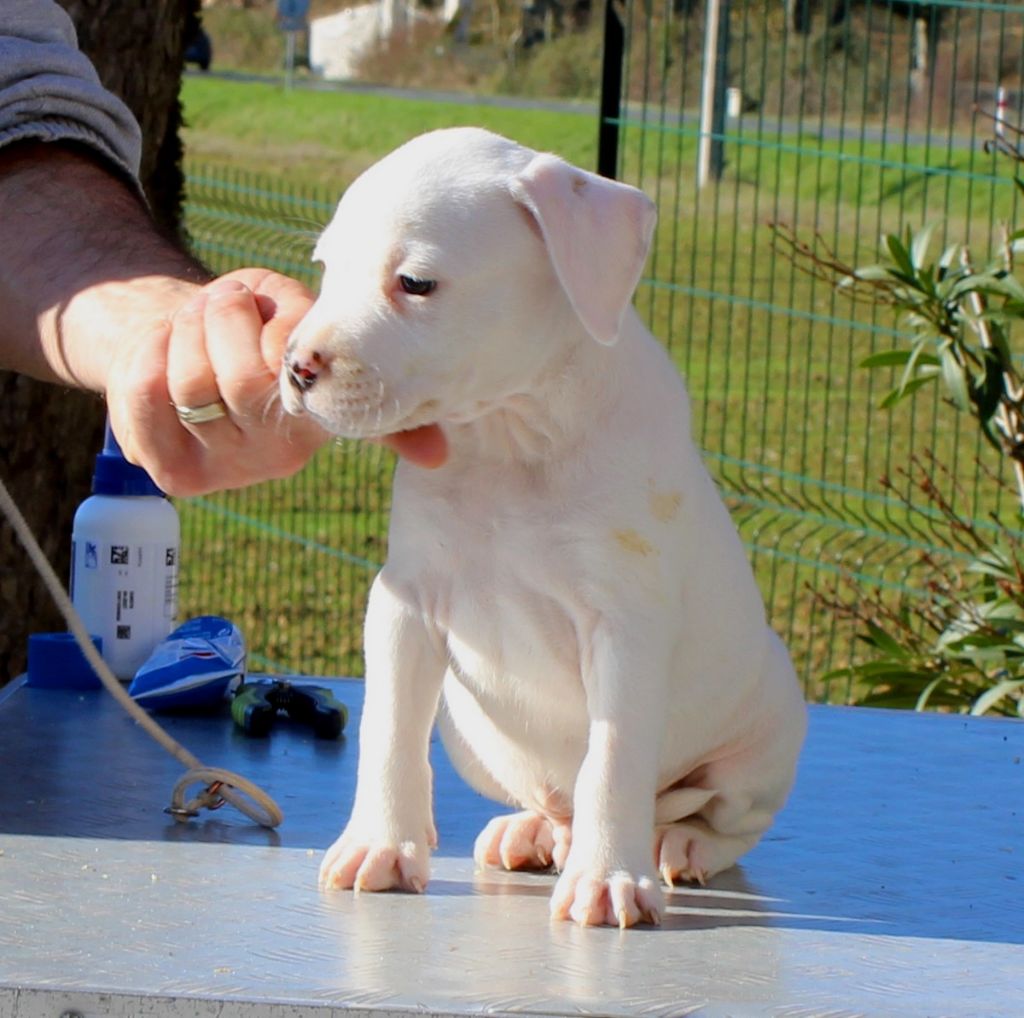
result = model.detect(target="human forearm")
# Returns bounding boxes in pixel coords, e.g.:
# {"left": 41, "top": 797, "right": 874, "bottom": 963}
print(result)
{"left": 0, "top": 141, "right": 210, "bottom": 391}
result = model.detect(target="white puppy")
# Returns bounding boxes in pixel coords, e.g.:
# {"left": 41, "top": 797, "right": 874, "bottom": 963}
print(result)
{"left": 280, "top": 128, "right": 806, "bottom": 928}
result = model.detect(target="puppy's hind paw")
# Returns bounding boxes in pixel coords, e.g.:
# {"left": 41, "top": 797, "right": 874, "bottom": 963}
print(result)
{"left": 319, "top": 834, "right": 430, "bottom": 894}
{"left": 550, "top": 867, "right": 663, "bottom": 928}
{"left": 474, "top": 811, "right": 570, "bottom": 872}
{"left": 655, "top": 821, "right": 757, "bottom": 888}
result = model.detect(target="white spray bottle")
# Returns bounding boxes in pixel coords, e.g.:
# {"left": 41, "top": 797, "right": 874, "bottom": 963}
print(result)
{"left": 69, "top": 421, "right": 180, "bottom": 680}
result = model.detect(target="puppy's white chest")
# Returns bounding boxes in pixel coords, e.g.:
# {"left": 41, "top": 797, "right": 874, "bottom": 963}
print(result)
{"left": 436, "top": 513, "right": 593, "bottom": 791}
{"left": 402, "top": 474, "right": 590, "bottom": 713}
{"left": 445, "top": 519, "right": 581, "bottom": 688}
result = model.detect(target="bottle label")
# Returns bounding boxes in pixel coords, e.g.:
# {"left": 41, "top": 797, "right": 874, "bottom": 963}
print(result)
{"left": 165, "top": 547, "right": 179, "bottom": 620}
{"left": 71, "top": 537, "right": 180, "bottom": 680}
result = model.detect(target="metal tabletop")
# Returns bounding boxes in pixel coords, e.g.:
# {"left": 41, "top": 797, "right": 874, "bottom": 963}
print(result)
{"left": 0, "top": 677, "right": 1021, "bottom": 1017}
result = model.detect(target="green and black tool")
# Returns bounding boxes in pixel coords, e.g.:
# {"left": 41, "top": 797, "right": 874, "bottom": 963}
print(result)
{"left": 232, "top": 679, "right": 347, "bottom": 740}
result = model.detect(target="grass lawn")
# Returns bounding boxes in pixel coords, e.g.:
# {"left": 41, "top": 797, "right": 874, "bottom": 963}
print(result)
{"left": 181, "top": 76, "right": 600, "bottom": 189}
{"left": 178, "top": 76, "right": 1020, "bottom": 694}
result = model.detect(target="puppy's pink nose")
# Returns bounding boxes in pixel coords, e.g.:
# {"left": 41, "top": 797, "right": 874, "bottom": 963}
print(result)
{"left": 287, "top": 350, "right": 327, "bottom": 392}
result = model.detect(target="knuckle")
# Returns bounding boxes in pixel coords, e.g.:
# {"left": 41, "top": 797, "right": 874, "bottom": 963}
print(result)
{"left": 221, "top": 373, "right": 275, "bottom": 409}
{"left": 171, "top": 368, "right": 214, "bottom": 399}
{"left": 150, "top": 462, "right": 205, "bottom": 498}
{"left": 124, "top": 356, "right": 168, "bottom": 411}
{"left": 205, "top": 278, "right": 250, "bottom": 298}
{"left": 205, "top": 286, "right": 255, "bottom": 322}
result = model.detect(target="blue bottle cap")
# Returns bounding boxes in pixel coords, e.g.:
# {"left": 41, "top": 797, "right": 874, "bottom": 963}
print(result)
{"left": 92, "top": 421, "right": 165, "bottom": 497}
{"left": 26, "top": 632, "right": 103, "bottom": 690}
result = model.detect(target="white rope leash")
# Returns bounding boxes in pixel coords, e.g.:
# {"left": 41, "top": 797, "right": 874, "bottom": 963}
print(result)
{"left": 0, "top": 474, "right": 283, "bottom": 829}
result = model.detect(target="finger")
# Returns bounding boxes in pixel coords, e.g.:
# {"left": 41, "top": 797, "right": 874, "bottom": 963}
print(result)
{"left": 218, "top": 267, "right": 315, "bottom": 374}
{"left": 254, "top": 281, "right": 315, "bottom": 375}
{"left": 203, "top": 277, "right": 329, "bottom": 480}
{"left": 166, "top": 289, "right": 238, "bottom": 440}
{"left": 201, "top": 278, "right": 279, "bottom": 419}
{"left": 108, "top": 320, "right": 197, "bottom": 495}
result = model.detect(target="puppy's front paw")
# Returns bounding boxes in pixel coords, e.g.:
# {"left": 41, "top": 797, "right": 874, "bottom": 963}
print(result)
{"left": 319, "top": 829, "right": 430, "bottom": 894}
{"left": 550, "top": 864, "right": 664, "bottom": 928}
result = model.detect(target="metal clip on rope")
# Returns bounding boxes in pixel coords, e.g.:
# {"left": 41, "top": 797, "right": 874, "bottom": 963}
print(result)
{"left": 169, "top": 767, "right": 283, "bottom": 827}
{"left": 0, "top": 475, "right": 283, "bottom": 830}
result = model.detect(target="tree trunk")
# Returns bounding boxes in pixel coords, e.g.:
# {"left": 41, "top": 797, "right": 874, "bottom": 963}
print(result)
{"left": 0, "top": 0, "right": 198, "bottom": 683}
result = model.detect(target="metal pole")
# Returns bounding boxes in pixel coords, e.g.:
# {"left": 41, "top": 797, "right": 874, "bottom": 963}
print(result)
{"left": 698, "top": 0, "right": 729, "bottom": 188}
{"left": 598, "top": 0, "right": 625, "bottom": 180}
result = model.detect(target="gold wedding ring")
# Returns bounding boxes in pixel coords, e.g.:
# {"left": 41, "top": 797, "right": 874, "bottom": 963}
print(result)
{"left": 173, "top": 400, "right": 228, "bottom": 425}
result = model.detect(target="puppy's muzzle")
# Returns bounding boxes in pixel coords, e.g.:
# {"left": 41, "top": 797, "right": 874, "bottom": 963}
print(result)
{"left": 287, "top": 350, "right": 325, "bottom": 392}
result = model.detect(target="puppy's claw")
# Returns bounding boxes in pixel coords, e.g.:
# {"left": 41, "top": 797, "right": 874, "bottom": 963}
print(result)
{"left": 642, "top": 906, "right": 662, "bottom": 926}
{"left": 618, "top": 908, "right": 629, "bottom": 930}
{"left": 661, "top": 864, "right": 675, "bottom": 889}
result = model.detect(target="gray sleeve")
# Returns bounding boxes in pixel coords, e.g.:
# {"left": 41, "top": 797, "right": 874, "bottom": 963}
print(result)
{"left": 0, "top": 0, "right": 142, "bottom": 180}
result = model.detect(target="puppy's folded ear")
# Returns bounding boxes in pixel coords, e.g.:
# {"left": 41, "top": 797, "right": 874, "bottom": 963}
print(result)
{"left": 510, "top": 154, "right": 656, "bottom": 346}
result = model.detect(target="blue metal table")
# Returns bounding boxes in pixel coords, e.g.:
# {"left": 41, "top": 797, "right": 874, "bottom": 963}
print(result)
{"left": 0, "top": 677, "right": 1021, "bottom": 1016}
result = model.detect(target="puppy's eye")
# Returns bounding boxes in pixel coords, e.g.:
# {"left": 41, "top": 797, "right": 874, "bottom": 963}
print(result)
{"left": 399, "top": 275, "right": 437, "bottom": 297}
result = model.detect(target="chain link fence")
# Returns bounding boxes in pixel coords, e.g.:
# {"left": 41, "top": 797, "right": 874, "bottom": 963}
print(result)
{"left": 181, "top": 169, "right": 388, "bottom": 676}
{"left": 604, "top": 0, "right": 1023, "bottom": 694}
{"left": 181, "top": 0, "right": 1024, "bottom": 695}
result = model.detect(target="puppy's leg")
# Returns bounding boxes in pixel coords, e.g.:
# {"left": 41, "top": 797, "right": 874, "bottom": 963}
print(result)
{"left": 656, "top": 633, "right": 805, "bottom": 887}
{"left": 550, "top": 619, "right": 667, "bottom": 928}
{"left": 439, "top": 699, "right": 574, "bottom": 873}
{"left": 653, "top": 759, "right": 785, "bottom": 887}
{"left": 320, "top": 573, "right": 445, "bottom": 894}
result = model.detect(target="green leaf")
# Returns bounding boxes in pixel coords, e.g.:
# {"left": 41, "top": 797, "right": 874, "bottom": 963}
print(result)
{"left": 910, "top": 223, "right": 936, "bottom": 270}
{"left": 973, "top": 274, "right": 1024, "bottom": 303}
{"left": 971, "top": 679, "right": 1024, "bottom": 716}
{"left": 863, "top": 619, "right": 911, "bottom": 658}
{"left": 819, "top": 666, "right": 854, "bottom": 686}
{"left": 842, "top": 266, "right": 881, "bottom": 286}
{"left": 879, "top": 374, "right": 937, "bottom": 408}
{"left": 940, "top": 343, "right": 971, "bottom": 412}
{"left": 884, "top": 230, "right": 917, "bottom": 278}
{"left": 938, "top": 242, "right": 964, "bottom": 271}
{"left": 901, "top": 346, "right": 941, "bottom": 392}
{"left": 861, "top": 349, "right": 915, "bottom": 369}
{"left": 915, "top": 675, "right": 948, "bottom": 711}
{"left": 847, "top": 660, "right": 933, "bottom": 681}
{"left": 971, "top": 555, "right": 1018, "bottom": 581}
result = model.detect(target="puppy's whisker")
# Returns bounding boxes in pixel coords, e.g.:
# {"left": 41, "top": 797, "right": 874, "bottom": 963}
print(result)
{"left": 259, "top": 386, "right": 285, "bottom": 428}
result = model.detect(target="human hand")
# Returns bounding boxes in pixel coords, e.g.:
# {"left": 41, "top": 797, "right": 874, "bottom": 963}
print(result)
{"left": 106, "top": 269, "right": 447, "bottom": 496}
{"left": 106, "top": 269, "right": 329, "bottom": 496}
